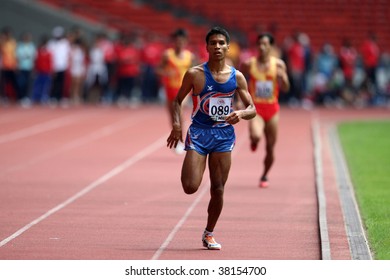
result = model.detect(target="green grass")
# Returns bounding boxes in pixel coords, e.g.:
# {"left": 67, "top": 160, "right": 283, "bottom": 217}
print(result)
{"left": 338, "top": 120, "right": 390, "bottom": 260}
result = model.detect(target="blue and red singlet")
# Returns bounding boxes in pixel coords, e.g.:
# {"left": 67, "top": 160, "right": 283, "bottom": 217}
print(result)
{"left": 185, "top": 63, "right": 237, "bottom": 155}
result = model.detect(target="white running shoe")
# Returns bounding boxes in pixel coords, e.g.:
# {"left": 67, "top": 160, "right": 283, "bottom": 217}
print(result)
{"left": 202, "top": 232, "right": 222, "bottom": 250}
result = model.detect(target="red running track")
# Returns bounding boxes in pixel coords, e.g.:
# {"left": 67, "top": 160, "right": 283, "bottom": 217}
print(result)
{"left": 0, "top": 104, "right": 388, "bottom": 260}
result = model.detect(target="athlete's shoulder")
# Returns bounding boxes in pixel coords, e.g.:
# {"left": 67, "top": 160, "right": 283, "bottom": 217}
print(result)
{"left": 184, "top": 49, "right": 193, "bottom": 55}
{"left": 189, "top": 63, "right": 205, "bottom": 73}
{"left": 161, "top": 48, "right": 173, "bottom": 59}
{"left": 271, "top": 55, "right": 286, "bottom": 65}
{"left": 184, "top": 63, "right": 205, "bottom": 80}
{"left": 242, "top": 56, "right": 256, "bottom": 66}
{"left": 234, "top": 68, "right": 245, "bottom": 79}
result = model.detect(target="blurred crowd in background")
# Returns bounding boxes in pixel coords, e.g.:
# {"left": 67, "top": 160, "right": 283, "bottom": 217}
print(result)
{"left": 1, "top": 24, "right": 389, "bottom": 109}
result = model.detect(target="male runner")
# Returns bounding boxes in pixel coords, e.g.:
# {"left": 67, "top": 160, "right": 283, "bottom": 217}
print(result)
{"left": 167, "top": 27, "right": 256, "bottom": 250}
{"left": 241, "top": 33, "right": 290, "bottom": 188}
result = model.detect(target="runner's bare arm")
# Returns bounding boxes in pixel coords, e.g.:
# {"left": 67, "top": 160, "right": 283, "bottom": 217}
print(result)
{"left": 166, "top": 69, "right": 195, "bottom": 148}
{"left": 156, "top": 51, "right": 168, "bottom": 77}
{"left": 225, "top": 70, "right": 256, "bottom": 125}
{"left": 276, "top": 59, "right": 290, "bottom": 92}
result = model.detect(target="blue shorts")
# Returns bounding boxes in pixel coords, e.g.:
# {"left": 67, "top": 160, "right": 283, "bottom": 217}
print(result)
{"left": 184, "top": 124, "right": 236, "bottom": 156}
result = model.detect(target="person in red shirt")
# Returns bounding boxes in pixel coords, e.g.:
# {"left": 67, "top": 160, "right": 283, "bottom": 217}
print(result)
{"left": 114, "top": 32, "right": 141, "bottom": 106}
{"left": 340, "top": 38, "right": 357, "bottom": 87}
{"left": 286, "top": 33, "right": 305, "bottom": 104}
{"left": 32, "top": 35, "right": 52, "bottom": 104}
{"left": 360, "top": 32, "right": 380, "bottom": 93}
{"left": 140, "top": 33, "right": 165, "bottom": 103}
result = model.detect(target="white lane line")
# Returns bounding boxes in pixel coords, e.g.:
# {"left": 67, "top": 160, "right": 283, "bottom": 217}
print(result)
{"left": 151, "top": 130, "right": 245, "bottom": 260}
{"left": 0, "top": 115, "right": 149, "bottom": 175}
{"left": 0, "top": 115, "right": 82, "bottom": 145}
{"left": 312, "top": 118, "right": 331, "bottom": 260}
{"left": 0, "top": 135, "right": 166, "bottom": 248}
{"left": 328, "top": 125, "right": 372, "bottom": 260}
{"left": 151, "top": 180, "right": 210, "bottom": 260}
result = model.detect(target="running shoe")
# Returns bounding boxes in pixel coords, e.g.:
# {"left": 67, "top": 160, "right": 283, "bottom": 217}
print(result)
{"left": 259, "top": 178, "right": 269, "bottom": 188}
{"left": 202, "top": 232, "right": 222, "bottom": 250}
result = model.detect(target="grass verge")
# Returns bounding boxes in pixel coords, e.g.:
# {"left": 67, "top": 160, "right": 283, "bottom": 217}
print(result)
{"left": 338, "top": 120, "right": 390, "bottom": 260}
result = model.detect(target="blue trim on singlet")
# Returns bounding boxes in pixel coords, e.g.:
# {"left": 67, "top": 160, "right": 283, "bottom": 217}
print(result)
{"left": 191, "top": 63, "right": 237, "bottom": 128}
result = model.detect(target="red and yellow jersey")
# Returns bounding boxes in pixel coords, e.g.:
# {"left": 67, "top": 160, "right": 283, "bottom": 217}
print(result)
{"left": 248, "top": 56, "right": 279, "bottom": 104}
{"left": 163, "top": 48, "right": 193, "bottom": 89}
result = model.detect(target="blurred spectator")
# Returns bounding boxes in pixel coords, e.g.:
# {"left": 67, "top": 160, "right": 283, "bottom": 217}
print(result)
{"left": 373, "top": 52, "right": 390, "bottom": 106}
{"left": 285, "top": 32, "right": 305, "bottom": 105}
{"left": 312, "top": 43, "right": 341, "bottom": 105}
{"left": 32, "top": 35, "right": 52, "bottom": 104}
{"left": 113, "top": 32, "right": 141, "bottom": 106}
{"left": 85, "top": 35, "right": 108, "bottom": 104}
{"left": 140, "top": 33, "right": 164, "bottom": 103}
{"left": 47, "top": 26, "right": 71, "bottom": 105}
{"left": 69, "top": 37, "right": 86, "bottom": 105}
{"left": 96, "top": 32, "right": 116, "bottom": 104}
{"left": 68, "top": 25, "right": 84, "bottom": 44}
{"left": 339, "top": 38, "right": 358, "bottom": 89}
{"left": 299, "top": 32, "right": 312, "bottom": 96}
{"left": 0, "top": 27, "right": 19, "bottom": 104}
{"left": 339, "top": 38, "right": 358, "bottom": 105}
{"left": 360, "top": 32, "right": 380, "bottom": 94}
{"left": 16, "top": 31, "right": 36, "bottom": 107}
{"left": 316, "top": 43, "right": 339, "bottom": 79}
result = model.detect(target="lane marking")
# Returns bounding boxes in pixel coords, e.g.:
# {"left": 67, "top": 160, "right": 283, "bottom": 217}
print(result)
{"left": 0, "top": 114, "right": 152, "bottom": 176}
{"left": 328, "top": 125, "right": 372, "bottom": 260}
{"left": 0, "top": 135, "right": 166, "bottom": 248}
{"left": 0, "top": 115, "right": 85, "bottom": 145}
{"left": 152, "top": 130, "right": 246, "bottom": 260}
{"left": 312, "top": 118, "right": 331, "bottom": 260}
{"left": 151, "top": 179, "right": 210, "bottom": 260}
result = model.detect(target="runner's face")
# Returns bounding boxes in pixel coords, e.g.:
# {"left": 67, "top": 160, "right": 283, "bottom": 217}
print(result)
{"left": 175, "top": 36, "right": 187, "bottom": 50}
{"left": 257, "top": 37, "right": 271, "bottom": 57}
{"left": 207, "top": 34, "right": 229, "bottom": 59}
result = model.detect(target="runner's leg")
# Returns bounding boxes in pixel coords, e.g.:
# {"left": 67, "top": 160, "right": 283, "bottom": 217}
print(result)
{"left": 181, "top": 150, "right": 207, "bottom": 194}
{"left": 261, "top": 112, "right": 279, "bottom": 180}
{"left": 206, "top": 152, "right": 231, "bottom": 232}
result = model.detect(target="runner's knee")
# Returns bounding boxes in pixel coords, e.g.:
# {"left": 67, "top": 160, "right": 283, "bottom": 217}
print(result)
{"left": 181, "top": 180, "right": 199, "bottom": 194}
{"left": 210, "top": 186, "right": 224, "bottom": 198}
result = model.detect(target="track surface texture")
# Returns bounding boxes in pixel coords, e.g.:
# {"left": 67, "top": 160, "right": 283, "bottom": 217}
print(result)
{"left": 0, "top": 105, "right": 388, "bottom": 260}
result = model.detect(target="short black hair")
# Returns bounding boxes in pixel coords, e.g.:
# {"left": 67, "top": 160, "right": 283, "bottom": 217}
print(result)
{"left": 172, "top": 28, "right": 188, "bottom": 38}
{"left": 205, "top": 26, "right": 230, "bottom": 44}
{"left": 257, "top": 32, "right": 274, "bottom": 45}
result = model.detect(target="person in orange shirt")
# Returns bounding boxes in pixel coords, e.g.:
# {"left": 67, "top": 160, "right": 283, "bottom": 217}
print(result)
{"left": 241, "top": 33, "right": 290, "bottom": 188}
{"left": 0, "top": 27, "right": 19, "bottom": 103}
{"left": 157, "top": 28, "right": 196, "bottom": 154}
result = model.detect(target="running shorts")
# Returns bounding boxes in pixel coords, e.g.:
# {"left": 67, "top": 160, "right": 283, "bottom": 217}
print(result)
{"left": 184, "top": 124, "right": 236, "bottom": 156}
{"left": 255, "top": 102, "right": 280, "bottom": 122}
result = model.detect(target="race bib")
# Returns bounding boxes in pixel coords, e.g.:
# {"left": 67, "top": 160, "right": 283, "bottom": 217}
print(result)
{"left": 209, "top": 97, "right": 232, "bottom": 121}
{"left": 255, "top": 81, "right": 273, "bottom": 99}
